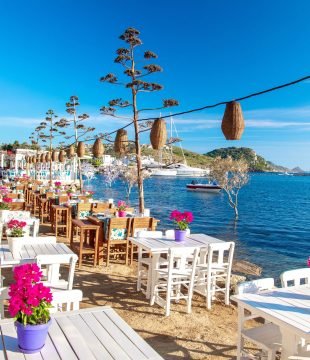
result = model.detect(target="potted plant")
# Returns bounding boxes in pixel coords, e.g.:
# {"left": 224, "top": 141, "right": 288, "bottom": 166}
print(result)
{"left": 54, "top": 181, "right": 62, "bottom": 192}
{"left": 117, "top": 200, "right": 128, "bottom": 217}
{"left": 169, "top": 210, "right": 194, "bottom": 241}
{"left": 8, "top": 263, "right": 53, "bottom": 353}
{"left": 7, "top": 219, "right": 27, "bottom": 257}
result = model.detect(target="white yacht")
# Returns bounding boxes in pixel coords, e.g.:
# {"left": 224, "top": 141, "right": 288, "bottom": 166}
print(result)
{"left": 168, "top": 163, "right": 209, "bottom": 177}
{"left": 151, "top": 168, "right": 178, "bottom": 176}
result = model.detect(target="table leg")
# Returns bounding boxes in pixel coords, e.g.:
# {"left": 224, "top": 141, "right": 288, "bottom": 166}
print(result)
{"left": 280, "top": 328, "right": 299, "bottom": 359}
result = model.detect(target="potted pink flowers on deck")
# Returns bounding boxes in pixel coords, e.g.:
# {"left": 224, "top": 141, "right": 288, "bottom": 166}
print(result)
{"left": 8, "top": 263, "right": 53, "bottom": 353}
{"left": 170, "top": 210, "right": 194, "bottom": 241}
{"left": 117, "top": 200, "right": 128, "bottom": 217}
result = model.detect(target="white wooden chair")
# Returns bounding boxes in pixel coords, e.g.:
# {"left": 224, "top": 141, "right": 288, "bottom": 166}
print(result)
{"left": 150, "top": 247, "right": 199, "bottom": 316}
{"left": 280, "top": 268, "right": 310, "bottom": 288}
{"left": 50, "top": 289, "right": 83, "bottom": 313}
{"left": 36, "top": 253, "right": 78, "bottom": 290}
{"left": 236, "top": 278, "right": 282, "bottom": 360}
{"left": 195, "top": 241, "right": 235, "bottom": 309}
{"left": 136, "top": 231, "right": 164, "bottom": 298}
{"left": 0, "top": 287, "right": 8, "bottom": 319}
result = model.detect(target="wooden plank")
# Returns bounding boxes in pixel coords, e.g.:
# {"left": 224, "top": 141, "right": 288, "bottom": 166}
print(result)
{"left": 0, "top": 328, "right": 8, "bottom": 360}
{"left": 68, "top": 314, "right": 114, "bottom": 360}
{"left": 0, "top": 323, "right": 25, "bottom": 360}
{"left": 47, "top": 316, "right": 78, "bottom": 360}
{"left": 104, "top": 308, "right": 163, "bottom": 359}
{"left": 54, "top": 316, "right": 96, "bottom": 360}
{"left": 40, "top": 334, "right": 61, "bottom": 360}
{"left": 56, "top": 243, "right": 74, "bottom": 255}
{"left": 80, "top": 312, "right": 131, "bottom": 360}
{"left": 93, "top": 311, "right": 149, "bottom": 359}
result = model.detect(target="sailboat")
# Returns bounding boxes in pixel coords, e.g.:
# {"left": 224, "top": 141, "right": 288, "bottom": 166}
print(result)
{"left": 150, "top": 116, "right": 208, "bottom": 177}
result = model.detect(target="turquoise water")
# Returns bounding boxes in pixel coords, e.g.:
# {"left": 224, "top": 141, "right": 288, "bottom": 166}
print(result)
{"left": 85, "top": 173, "right": 310, "bottom": 279}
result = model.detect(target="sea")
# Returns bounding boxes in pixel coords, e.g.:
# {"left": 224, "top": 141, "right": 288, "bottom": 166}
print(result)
{"left": 85, "top": 173, "right": 310, "bottom": 279}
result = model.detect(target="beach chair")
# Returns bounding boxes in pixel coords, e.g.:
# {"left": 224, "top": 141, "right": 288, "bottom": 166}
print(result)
{"left": 135, "top": 230, "right": 164, "bottom": 297}
{"left": 130, "top": 217, "right": 157, "bottom": 263}
{"left": 50, "top": 289, "right": 83, "bottom": 313}
{"left": 105, "top": 217, "right": 131, "bottom": 266}
{"left": 36, "top": 253, "right": 78, "bottom": 290}
{"left": 151, "top": 247, "right": 199, "bottom": 316}
{"left": 194, "top": 241, "right": 235, "bottom": 309}
{"left": 280, "top": 268, "right": 310, "bottom": 288}
{"left": 236, "top": 278, "right": 281, "bottom": 360}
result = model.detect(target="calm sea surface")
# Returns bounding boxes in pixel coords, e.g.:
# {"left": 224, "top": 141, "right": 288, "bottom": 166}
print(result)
{"left": 85, "top": 173, "right": 310, "bottom": 279}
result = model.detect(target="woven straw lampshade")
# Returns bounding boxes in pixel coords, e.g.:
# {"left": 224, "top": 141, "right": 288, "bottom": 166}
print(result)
{"left": 59, "top": 150, "right": 66, "bottom": 163}
{"left": 28, "top": 156, "right": 32, "bottom": 164}
{"left": 67, "top": 145, "right": 75, "bottom": 159}
{"left": 52, "top": 150, "right": 58, "bottom": 162}
{"left": 36, "top": 155, "right": 40, "bottom": 163}
{"left": 32, "top": 156, "right": 37, "bottom": 164}
{"left": 40, "top": 153, "right": 45, "bottom": 163}
{"left": 93, "top": 139, "right": 104, "bottom": 158}
{"left": 221, "top": 101, "right": 245, "bottom": 140}
{"left": 77, "top": 142, "right": 85, "bottom": 157}
{"left": 45, "top": 152, "right": 51, "bottom": 162}
{"left": 150, "top": 118, "right": 167, "bottom": 150}
{"left": 25, "top": 156, "right": 29, "bottom": 164}
{"left": 114, "top": 129, "right": 128, "bottom": 155}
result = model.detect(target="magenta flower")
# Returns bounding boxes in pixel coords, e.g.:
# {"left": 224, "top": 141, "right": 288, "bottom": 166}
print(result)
{"left": 8, "top": 263, "right": 53, "bottom": 325}
{"left": 169, "top": 210, "right": 194, "bottom": 230}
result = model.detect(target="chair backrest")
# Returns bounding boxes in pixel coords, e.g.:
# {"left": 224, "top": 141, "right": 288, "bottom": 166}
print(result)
{"left": 165, "top": 229, "right": 190, "bottom": 239}
{"left": 107, "top": 218, "right": 131, "bottom": 241}
{"left": 236, "top": 278, "right": 274, "bottom": 295}
{"left": 77, "top": 195, "right": 88, "bottom": 202}
{"left": 167, "top": 247, "right": 199, "bottom": 284}
{"left": 280, "top": 268, "right": 310, "bottom": 288}
{"left": 131, "top": 217, "right": 156, "bottom": 236}
{"left": 6, "top": 193, "right": 19, "bottom": 199}
{"left": 137, "top": 230, "right": 163, "bottom": 238}
{"left": 46, "top": 192, "right": 54, "bottom": 199}
{"left": 50, "top": 289, "right": 83, "bottom": 313}
{"left": 36, "top": 253, "right": 78, "bottom": 290}
{"left": 58, "top": 195, "right": 69, "bottom": 205}
{"left": 207, "top": 241, "right": 235, "bottom": 274}
{"left": 77, "top": 203, "right": 92, "bottom": 219}
{"left": 91, "top": 203, "right": 111, "bottom": 213}
{"left": 7, "top": 202, "right": 25, "bottom": 211}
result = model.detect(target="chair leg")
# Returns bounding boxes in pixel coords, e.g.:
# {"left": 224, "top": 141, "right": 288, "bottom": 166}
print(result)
{"left": 94, "top": 229, "right": 99, "bottom": 267}
{"left": 79, "top": 230, "right": 84, "bottom": 269}
{"left": 125, "top": 242, "right": 129, "bottom": 265}
{"left": 106, "top": 243, "right": 110, "bottom": 267}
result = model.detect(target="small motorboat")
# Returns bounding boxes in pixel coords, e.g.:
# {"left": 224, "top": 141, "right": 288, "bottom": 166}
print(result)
{"left": 186, "top": 180, "right": 222, "bottom": 193}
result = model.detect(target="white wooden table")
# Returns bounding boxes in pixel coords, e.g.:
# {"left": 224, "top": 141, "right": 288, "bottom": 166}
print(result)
{"left": 129, "top": 233, "right": 225, "bottom": 298}
{"left": 0, "top": 306, "right": 164, "bottom": 359}
{"left": 0, "top": 243, "right": 75, "bottom": 267}
{"left": 231, "top": 285, "right": 310, "bottom": 359}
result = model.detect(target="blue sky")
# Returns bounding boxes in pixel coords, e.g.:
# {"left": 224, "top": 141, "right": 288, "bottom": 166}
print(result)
{"left": 0, "top": 0, "right": 309, "bottom": 169}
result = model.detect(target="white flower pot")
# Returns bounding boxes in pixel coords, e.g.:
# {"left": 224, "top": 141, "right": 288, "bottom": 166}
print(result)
{"left": 7, "top": 237, "right": 24, "bottom": 258}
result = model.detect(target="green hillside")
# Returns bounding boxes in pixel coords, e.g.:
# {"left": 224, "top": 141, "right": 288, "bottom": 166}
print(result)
{"left": 204, "top": 147, "right": 286, "bottom": 172}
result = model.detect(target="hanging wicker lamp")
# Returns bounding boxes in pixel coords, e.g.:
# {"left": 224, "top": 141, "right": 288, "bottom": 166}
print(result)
{"left": 114, "top": 129, "right": 128, "bottom": 155}
{"left": 28, "top": 156, "right": 32, "bottom": 164}
{"left": 45, "top": 152, "right": 51, "bottom": 162}
{"left": 59, "top": 150, "right": 66, "bottom": 163}
{"left": 93, "top": 139, "right": 104, "bottom": 158}
{"left": 32, "top": 156, "right": 37, "bottom": 164}
{"left": 52, "top": 150, "right": 58, "bottom": 162}
{"left": 77, "top": 142, "right": 85, "bottom": 157}
{"left": 40, "top": 153, "right": 45, "bottom": 163}
{"left": 221, "top": 101, "right": 245, "bottom": 140}
{"left": 25, "top": 156, "right": 29, "bottom": 164}
{"left": 36, "top": 155, "right": 40, "bottom": 163}
{"left": 150, "top": 118, "right": 167, "bottom": 150}
{"left": 67, "top": 145, "right": 75, "bottom": 159}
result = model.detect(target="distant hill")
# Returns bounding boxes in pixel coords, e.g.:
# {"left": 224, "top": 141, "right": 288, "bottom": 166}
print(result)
{"left": 204, "top": 147, "right": 288, "bottom": 172}
{"left": 291, "top": 166, "right": 304, "bottom": 173}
